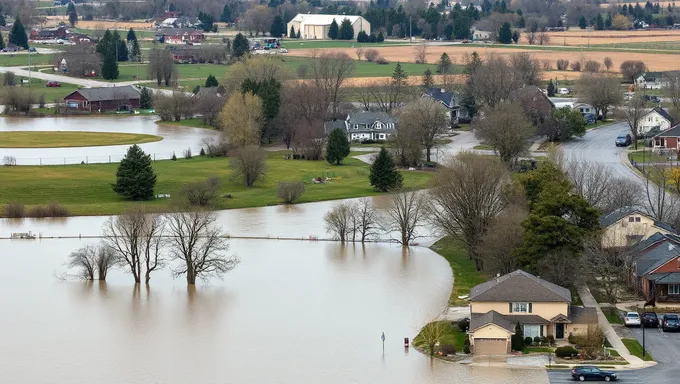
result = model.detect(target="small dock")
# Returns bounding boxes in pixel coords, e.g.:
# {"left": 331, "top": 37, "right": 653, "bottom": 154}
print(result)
{"left": 10, "top": 231, "right": 37, "bottom": 239}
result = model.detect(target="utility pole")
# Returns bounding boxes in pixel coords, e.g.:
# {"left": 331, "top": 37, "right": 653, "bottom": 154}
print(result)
{"left": 409, "top": 16, "right": 412, "bottom": 42}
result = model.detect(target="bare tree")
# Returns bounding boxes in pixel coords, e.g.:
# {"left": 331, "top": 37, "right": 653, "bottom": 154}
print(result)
{"left": 194, "top": 88, "right": 226, "bottom": 127}
{"left": 583, "top": 237, "right": 629, "bottom": 304}
{"left": 352, "top": 198, "right": 379, "bottom": 243}
{"left": 478, "top": 205, "right": 527, "bottom": 275}
{"left": 147, "top": 48, "right": 177, "bottom": 87}
{"left": 324, "top": 202, "right": 353, "bottom": 242}
{"left": 583, "top": 60, "right": 602, "bottom": 73}
{"left": 576, "top": 73, "right": 623, "bottom": 121}
{"left": 279, "top": 83, "right": 327, "bottom": 149}
{"left": 382, "top": 190, "right": 427, "bottom": 245}
{"left": 366, "top": 77, "right": 417, "bottom": 113}
{"left": 292, "top": 119, "right": 325, "bottom": 160}
{"left": 537, "top": 31, "right": 550, "bottom": 45}
{"left": 96, "top": 245, "right": 117, "bottom": 281}
{"left": 641, "top": 160, "right": 678, "bottom": 222}
{"left": 429, "top": 153, "right": 511, "bottom": 270}
{"left": 355, "top": 48, "right": 364, "bottom": 61}
{"left": 617, "top": 95, "right": 647, "bottom": 149}
{"left": 177, "top": 177, "right": 221, "bottom": 207}
{"left": 277, "top": 181, "right": 305, "bottom": 204}
{"left": 536, "top": 248, "right": 585, "bottom": 288}
{"left": 663, "top": 71, "right": 680, "bottom": 119}
{"left": 310, "top": 52, "right": 354, "bottom": 118}
{"left": 154, "top": 90, "right": 195, "bottom": 122}
{"left": 165, "top": 210, "right": 240, "bottom": 285}
{"left": 398, "top": 98, "right": 449, "bottom": 162}
{"left": 470, "top": 55, "right": 519, "bottom": 108}
{"left": 67, "top": 245, "right": 97, "bottom": 280}
{"left": 601, "top": 177, "right": 644, "bottom": 215}
{"left": 474, "top": 102, "right": 535, "bottom": 165}
{"left": 413, "top": 41, "right": 428, "bottom": 64}
{"left": 509, "top": 52, "right": 542, "bottom": 86}
{"left": 240, "top": 5, "right": 273, "bottom": 36}
{"left": 564, "top": 157, "right": 614, "bottom": 209}
{"left": 389, "top": 118, "right": 423, "bottom": 167}
{"left": 620, "top": 60, "right": 646, "bottom": 83}
{"left": 230, "top": 146, "right": 267, "bottom": 187}
{"left": 101, "top": 205, "right": 165, "bottom": 284}
{"left": 603, "top": 57, "right": 613, "bottom": 71}
{"left": 58, "top": 44, "right": 101, "bottom": 77}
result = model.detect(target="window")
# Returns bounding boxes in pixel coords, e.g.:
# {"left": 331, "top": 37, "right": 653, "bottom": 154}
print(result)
{"left": 512, "top": 302, "right": 529, "bottom": 313}
{"left": 354, "top": 124, "right": 358, "bottom": 130}
{"left": 522, "top": 325, "right": 541, "bottom": 339}
{"left": 669, "top": 284, "right": 680, "bottom": 295}
{"left": 635, "top": 217, "right": 641, "bottom": 222}
{"left": 628, "top": 217, "right": 635, "bottom": 222}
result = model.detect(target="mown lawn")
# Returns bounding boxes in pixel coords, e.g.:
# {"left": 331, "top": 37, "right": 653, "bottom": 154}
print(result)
{"left": 414, "top": 321, "right": 467, "bottom": 354}
{"left": 628, "top": 150, "right": 678, "bottom": 163}
{"left": 430, "top": 237, "right": 487, "bottom": 306}
{"left": 10, "top": 76, "right": 80, "bottom": 101}
{"left": 0, "top": 53, "right": 56, "bottom": 67}
{"left": 621, "top": 338, "right": 654, "bottom": 361}
{"left": 0, "top": 151, "right": 433, "bottom": 216}
{"left": 0, "top": 131, "right": 161, "bottom": 148}
{"left": 601, "top": 307, "right": 623, "bottom": 325}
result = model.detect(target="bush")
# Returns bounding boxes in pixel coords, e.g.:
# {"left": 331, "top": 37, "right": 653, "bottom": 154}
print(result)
{"left": 584, "top": 60, "right": 601, "bottom": 73}
{"left": 438, "top": 343, "right": 456, "bottom": 356}
{"left": 376, "top": 56, "right": 388, "bottom": 65}
{"left": 556, "top": 59, "right": 569, "bottom": 70}
{"left": 172, "top": 152, "right": 177, "bottom": 161}
{"left": 463, "top": 335, "right": 471, "bottom": 354}
{"left": 567, "top": 332, "right": 575, "bottom": 344}
{"left": 177, "top": 177, "right": 221, "bottom": 207}
{"left": 457, "top": 318, "right": 470, "bottom": 332}
{"left": 202, "top": 137, "right": 229, "bottom": 157}
{"left": 511, "top": 323, "right": 525, "bottom": 351}
{"left": 533, "top": 336, "right": 542, "bottom": 345}
{"left": 184, "top": 147, "right": 192, "bottom": 159}
{"left": 546, "top": 335, "right": 555, "bottom": 346}
{"left": 524, "top": 336, "right": 533, "bottom": 346}
{"left": 542, "top": 59, "right": 552, "bottom": 70}
{"left": 555, "top": 345, "right": 579, "bottom": 358}
{"left": 364, "top": 49, "right": 379, "bottom": 62}
{"left": 277, "top": 181, "right": 305, "bottom": 204}
{"left": 570, "top": 61, "right": 582, "bottom": 71}
{"left": 28, "top": 202, "right": 69, "bottom": 218}
{"left": 199, "top": 147, "right": 206, "bottom": 156}
{"left": 2, "top": 155, "right": 17, "bottom": 166}
{"left": 4, "top": 203, "right": 25, "bottom": 218}
{"left": 38, "top": 94, "right": 46, "bottom": 108}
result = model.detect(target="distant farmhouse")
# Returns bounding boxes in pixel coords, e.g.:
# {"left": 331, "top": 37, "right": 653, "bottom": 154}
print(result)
{"left": 64, "top": 86, "right": 141, "bottom": 112}
{"left": 324, "top": 111, "right": 396, "bottom": 142}
{"left": 287, "top": 14, "right": 370, "bottom": 39}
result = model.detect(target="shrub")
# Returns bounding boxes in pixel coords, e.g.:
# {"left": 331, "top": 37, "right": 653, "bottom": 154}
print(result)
{"left": 570, "top": 61, "right": 582, "bottom": 71}
{"left": 4, "top": 203, "right": 25, "bottom": 218}
{"left": 364, "top": 49, "right": 379, "bottom": 62}
{"left": 199, "top": 147, "right": 206, "bottom": 156}
{"left": 463, "top": 335, "right": 471, "bottom": 354}
{"left": 556, "top": 59, "right": 569, "bottom": 70}
{"left": 524, "top": 336, "right": 533, "bottom": 346}
{"left": 230, "top": 146, "right": 267, "bottom": 187}
{"left": 546, "top": 335, "right": 555, "bottom": 346}
{"left": 457, "top": 318, "right": 470, "bottom": 332}
{"left": 567, "top": 332, "right": 575, "bottom": 344}
{"left": 277, "top": 181, "right": 305, "bottom": 204}
{"left": 184, "top": 147, "right": 192, "bottom": 159}
{"left": 202, "top": 137, "right": 229, "bottom": 157}
{"left": 511, "top": 323, "right": 525, "bottom": 351}
{"left": 555, "top": 345, "right": 579, "bottom": 358}
{"left": 38, "top": 94, "right": 46, "bottom": 108}
{"left": 177, "top": 176, "right": 221, "bottom": 206}
{"left": 172, "top": 152, "right": 177, "bottom": 161}
{"left": 28, "top": 202, "right": 69, "bottom": 218}
{"left": 584, "top": 60, "right": 601, "bottom": 73}
{"left": 533, "top": 336, "right": 542, "bottom": 345}
{"left": 540, "top": 336, "right": 548, "bottom": 345}
{"left": 542, "top": 59, "right": 552, "bottom": 70}
{"left": 3, "top": 155, "right": 17, "bottom": 166}
{"left": 376, "top": 56, "right": 388, "bottom": 65}
{"left": 438, "top": 343, "right": 456, "bottom": 356}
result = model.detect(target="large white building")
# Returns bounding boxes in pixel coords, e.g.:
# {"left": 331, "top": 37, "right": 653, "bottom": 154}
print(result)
{"left": 287, "top": 14, "right": 370, "bottom": 40}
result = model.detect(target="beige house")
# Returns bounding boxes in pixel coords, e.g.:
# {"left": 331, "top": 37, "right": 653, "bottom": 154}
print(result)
{"left": 600, "top": 207, "right": 676, "bottom": 248}
{"left": 287, "top": 14, "right": 370, "bottom": 40}
{"left": 469, "top": 270, "right": 597, "bottom": 355}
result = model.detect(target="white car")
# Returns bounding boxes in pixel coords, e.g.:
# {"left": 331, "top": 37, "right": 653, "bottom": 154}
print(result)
{"left": 624, "top": 312, "right": 641, "bottom": 327}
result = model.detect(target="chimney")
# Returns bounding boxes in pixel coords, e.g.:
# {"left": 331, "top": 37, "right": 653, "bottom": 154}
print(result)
{"left": 441, "top": 88, "right": 446, "bottom": 93}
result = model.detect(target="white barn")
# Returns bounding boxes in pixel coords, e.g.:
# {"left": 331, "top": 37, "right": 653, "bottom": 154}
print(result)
{"left": 287, "top": 14, "right": 370, "bottom": 39}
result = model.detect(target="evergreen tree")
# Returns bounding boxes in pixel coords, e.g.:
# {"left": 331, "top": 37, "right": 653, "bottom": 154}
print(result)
{"left": 357, "top": 30, "right": 369, "bottom": 42}
{"left": 605, "top": 13, "right": 612, "bottom": 29}
{"left": 198, "top": 11, "right": 214, "bottom": 32}
{"left": 289, "top": 25, "right": 296, "bottom": 38}
{"left": 377, "top": 31, "right": 384, "bottom": 42}
{"left": 547, "top": 79, "right": 555, "bottom": 97}
{"left": 270, "top": 15, "right": 285, "bottom": 37}
{"left": 437, "top": 52, "right": 452, "bottom": 74}
{"left": 422, "top": 68, "right": 434, "bottom": 88}
{"left": 140, "top": 87, "right": 153, "bottom": 109}
{"left": 519, "top": 16, "right": 525, "bottom": 28}
{"left": 0, "top": 6, "right": 5, "bottom": 27}
{"left": 126, "top": 28, "right": 137, "bottom": 42}
{"left": 117, "top": 38, "right": 129, "bottom": 61}
{"left": 8, "top": 17, "right": 28, "bottom": 49}
{"left": 296, "top": 30, "right": 301, "bottom": 38}
{"left": 241, "top": 77, "right": 282, "bottom": 129}
{"left": 339, "top": 18, "right": 354, "bottom": 40}
{"left": 511, "top": 323, "right": 525, "bottom": 351}
{"left": 325, "top": 128, "right": 350, "bottom": 165}
{"left": 67, "top": 2, "right": 78, "bottom": 27}
{"left": 578, "top": 15, "right": 587, "bottom": 29}
{"left": 511, "top": 30, "right": 519, "bottom": 43}
{"left": 596, "top": 14, "right": 604, "bottom": 30}
{"left": 131, "top": 38, "right": 141, "bottom": 61}
{"left": 0, "top": 32, "right": 4, "bottom": 50}
{"left": 112, "top": 144, "right": 157, "bottom": 201}
{"left": 392, "top": 62, "right": 407, "bottom": 83}
{"left": 221, "top": 4, "right": 233, "bottom": 23}
{"left": 205, "top": 74, "right": 219, "bottom": 87}
{"left": 98, "top": 30, "right": 119, "bottom": 79}
{"left": 232, "top": 33, "right": 249, "bottom": 59}
{"left": 328, "top": 18, "right": 339, "bottom": 39}
{"left": 369, "top": 147, "right": 403, "bottom": 192}
{"left": 498, "top": 22, "right": 512, "bottom": 44}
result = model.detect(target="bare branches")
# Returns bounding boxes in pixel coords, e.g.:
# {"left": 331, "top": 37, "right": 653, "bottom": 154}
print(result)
{"left": 324, "top": 202, "right": 353, "bottom": 242}
{"left": 67, "top": 245, "right": 98, "bottom": 280}
{"left": 324, "top": 199, "right": 379, "bottom": 243}
{"left": 413, "top": 41, "right": 428, "bottom": 64}
{"left": 310, "top": 52, "right": 354, "bottom": 118}
{"left": 576, "top": 73, "right": 623, "bottom": 120}
{"left": 478, "top": 205, "right": 527, "bottom": 275}
{"left": 398, "top": 98, "right": 449, "bottom": 162}
{"left": 616, "top": 96, "right": 647, "bottom": 149}
{"left": 230, "top": 146, "right": 267, "bottom": 187}
{"left": 473, "top": 102, "right": 535, "bottom": 165}
{"left": 382, "top": 190, "right": 427, "bottom": 245}
{"left": 564, "top": 157, "right": 613, "bottom": 209}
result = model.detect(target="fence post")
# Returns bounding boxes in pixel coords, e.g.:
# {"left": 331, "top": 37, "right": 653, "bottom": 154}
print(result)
{"left": 109, "top": 156, "right": 111, "bottom": 163}
{"left": 86, "top": 156, "right": 88, "bottom": 164}
{"left": 40, "top": 158, "right": 42, "bottom": 166}
{"left": 154, "top": 153, "right": 156, "bottom": 161}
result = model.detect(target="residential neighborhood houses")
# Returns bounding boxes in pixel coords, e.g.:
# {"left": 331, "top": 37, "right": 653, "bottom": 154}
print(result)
{"left": 422, "top": 87, "right": 470, "bottom": 124}
{"left": 599, "top": 208, "right": 676, "bottom": 248}
{"left": 324, "top": 111, "right": 396, "bottom": 142}
{"left": 652, "top": 124, "right": 680, "bottom": 151}
{"left": 638, "top": 107, "right": 675, "bottom": 136}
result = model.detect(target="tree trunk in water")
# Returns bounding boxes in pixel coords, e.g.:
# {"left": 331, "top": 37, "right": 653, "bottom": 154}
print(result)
{"left": 402, "top": 231, "right": 408, "bottom": 245}
{"left": 187, "top": 272, "right": 196, "bottom": 285}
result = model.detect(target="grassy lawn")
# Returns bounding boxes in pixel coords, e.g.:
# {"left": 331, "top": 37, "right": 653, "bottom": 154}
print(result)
{"left": 473, "top": 144, "right": 493, "bottom": 150}
{"left": 10, "top": 77, "right": 79, "bottom": 101}
{"left": 413, "top": 321, "right": 467, "bottom": 354}
{"left": 525, "top": 346, "right": 555, "bottom": 354}
{"left": 602, "top": 307, "right": 623, "bottom": 325}
{"left": 628, "top": 150, "right": 678, "bottom": 163}
{"left": 0, "top": 131, "right": 162, "bottom": 148}
{"left": 283, "top": 40, "right": 412, "bottom": 50}
{"left": 430, "top": 237, "right": 487, "bottom": 306}
{"left": 0, "top": 151, "right": 433, "bottom": 216}
{"left": 621, "top": 338, "right": 654, "bottom": 361}
{"left": 0, "top": 53, "right": 56, "bottom": 67}
{"left": 155, "top": 117, "right": 213, "bottom": 129}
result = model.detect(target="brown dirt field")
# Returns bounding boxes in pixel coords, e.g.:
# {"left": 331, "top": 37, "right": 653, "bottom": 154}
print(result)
{"left": 44, "top": 17, "right": 155, "bottom": 30}
{"left": 601, "top": 1, "right": 675, "bottom": 7}
{"left": 341, "top": 71, "right": 579, "bottom": 87}
{"left": 532, "top": 29, "right": 680, "bottom": 46}
{"left": 289, "top": 46, "right": 680, "bottom": 73}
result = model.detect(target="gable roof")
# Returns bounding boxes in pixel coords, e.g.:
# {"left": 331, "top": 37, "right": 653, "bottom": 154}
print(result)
{"left": 469, "top": 270, "right": 571, "bottom": 303}
{"left": 64, "top": 86, "right": 140, "bottom": 102}
{"left": 348, "top": 111, "right": 396, "bottom": 125}
{"left": 644, "top": 107, "right": 674, "bottom": 125}
{"left": 654, "top": 123, "right": 680, "bottom": 138}
{"left": 291, "top": 14, "right": 363, "bottom": 26}
{"left": 636, "top": 241, "right": 680, "bottom": 276}
{"left": 634, "top": 232, "right": 680, "bottom": 255}
{"left": 324, "top": 120, "right": 346, "bottom": 135}
{"left": 569, "top": 306, "right": 598, "bottom": 324}
{"left": 508, "top": 85, "right": 555, "bottom": 108}
{"left": 423, "top": 88, "right": 456, "bottom": 109}
{"left": 470, "top": 310, "right": 515, "bottom": 333}
{"left": 599, "top": 207, "right": 652, "bottom": 227}
{"left": 647, "top": 272, "right": 680, "bottom": 284}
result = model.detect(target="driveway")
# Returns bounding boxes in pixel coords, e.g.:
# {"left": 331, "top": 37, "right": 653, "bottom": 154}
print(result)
{"left": 625, "top": 320, "right": 680, "bottom": 382}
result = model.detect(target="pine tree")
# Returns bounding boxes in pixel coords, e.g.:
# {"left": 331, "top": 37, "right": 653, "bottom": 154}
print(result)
{"left": 205, "top": 74, "right": 219, "bottom": 87}
{"left": 547, "top": 80, "right": 555, "bottom": 97}
{"left": 325, "top": 128, "right": 350, "bottom": 165}
{"left": 579, "top": 15, "right": 587, "bottom": 29}
{"left": 221, "top": 4, "right": 232, "bottom": 23}
{"left": 67, "top": 2, "right": 78, "bottom": 27}
{"left": 126, "top": 28, "right": 137, "bottom": 42}
{"left": 131, "top": 38, "right": 141, "bottom": 61}
{"left": 99, "top": 30, "right": 119, "bottom": 79}
{"left": 117, "top": 38, "right": 129, "bottom": 61}
{"left": 289, "top": 25, "right": 296, "bottom": 38}
{"left": 511, "top": 322, "right": 525, "bottom": 351}
{"left": 392, "top": 62, "right": 407, "bottom": 83}
{"left": 140, "top": 87, "right": 153, "bottom": 109}
{"left": 296, "top": 30, "right": 301, "bottom": 38}
{"left": 0, "top": 32, "right": 4, "bottom": 50}
{"left": 369, "top": 147, "right": 403, "bottom": 192}
{"left": 511, "top": 30, "right": 519, "bottom": 43}
{"left": 0, "top": 6, "right": 5, "bottom": 27}
{"left": 328, "top": 18, "right": 339, "bottom": 39}
{"left": 8, "top": 17, "right": 28, "bottom": 49}
{"left": 605, "top": 13, "right": 612, "bottom": 29}
{"left": 377, "top": 31, "right": 384, "bottom": 42}
{"left": 422, "top": 68, "right": 434, "bottom": 88}
{"left": 232, "top": 33, "right": 249, "bottom": 59}
{"left": 112, "top": 144, "right": 157, "bottom": 201}
{"left": 270, "top": 15, "right": 285, "bottom": 37}
{"left": 437, "top": 52, "right": 452, "bottom": 74}
{"left": 498, "top": 22, "right": 512, "bottom": 44}
{"left": 518, "top": 16, "right": 525, "bottom": 28}
{"left": 339, "top": 18, "right": 354, "bottom": 40}
{"left": 596, "top": 14, "right": 604, "bottom": 30}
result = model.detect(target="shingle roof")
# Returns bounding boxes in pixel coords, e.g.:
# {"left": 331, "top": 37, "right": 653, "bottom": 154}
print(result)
{"left": 470, "top": 311, "right": 515, "bottom": 333}
{"left": 156, "top": 28, "right": 204, "bottom": 36}
{"left": 324, "top": 120, "right": 346, "bottom": 135}
{"left": 508, "top": 85, "right": 555, "bottom": 108}
{"left": 469, "top": 270, "right": 571, "bottom": 303}
{"left": 65, "top": 86, "right": 140, "bottom": 102}
{"left": 647, "top": 272, "right": 680, "bottom": 284}
{"left": 505, "top": 314, "right": 550, "bottom": 325}
{"left": 599, "top": 206, "right": 649, "bottom": 227}
{"left": 348, "top": 111, "right": 396, "bottom": 125}
{"left": 636, "top": 241, "right": 680, "bottom": 276}
{"left": 423, "top": 88, "right": 456, "bottom": 109}
{"left": 569, "top": 306, "right": 598, "bottom": 324}
{"left": 654, "top": 124, "right": 680, "bottom": 138}
{"left": 645, "top": 107, "right": 674, "bottom": 125}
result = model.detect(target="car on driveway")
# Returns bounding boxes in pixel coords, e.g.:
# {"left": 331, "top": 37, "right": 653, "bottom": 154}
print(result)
{"left": 571, "top": 366, "right": 617, "bottom": 381}
{"left": 662, "top": 314, "right": 680, "bottom": 332}
{"left": 615, "top": 134, "right": 632, "bottom": 147}
{"left": 642, "top": 312, "right": 659, "bottom": 327}
{"left": 46, "top": 81, "right": 61, "bottom": 87}
{"left": 624, "top": 312, "right": 641, "bottom": 327}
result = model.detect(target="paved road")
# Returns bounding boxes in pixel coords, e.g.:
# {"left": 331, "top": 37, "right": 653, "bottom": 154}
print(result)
{"left": 547, "top": 369, "right": 642, "bottom": 383}
{"left": 626, "top": 325, "right": 680, "bottom": 382}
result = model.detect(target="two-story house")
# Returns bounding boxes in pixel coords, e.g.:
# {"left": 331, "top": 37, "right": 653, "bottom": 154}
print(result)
{"left": 630, "top": 232, "right": 680, "bottom": 305}
{"left": 638, "top": 107, "right": 674, "bottom": 136}
{"left": 599, "top": 207, "right": 676, "bottom": 248}
{"left": 324, "top": 111, "right": 396, "bottom": 142}
{"left": 468, "top": 270, "right": 597, "bottom": 355}
{"left": 422, "top": 88, "right": 468, "bottom": 125}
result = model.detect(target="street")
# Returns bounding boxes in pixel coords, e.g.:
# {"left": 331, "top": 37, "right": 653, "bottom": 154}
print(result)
{"left": 547, "top": 369, "right": 642, "bottom": 383}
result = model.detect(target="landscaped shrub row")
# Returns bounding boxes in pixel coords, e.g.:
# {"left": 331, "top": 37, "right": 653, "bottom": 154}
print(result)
{"left": 2, "top": 202, "right": 69, "bottom": 218}
{"left": 555, "top": 345, "right": 579, "bottom": 358}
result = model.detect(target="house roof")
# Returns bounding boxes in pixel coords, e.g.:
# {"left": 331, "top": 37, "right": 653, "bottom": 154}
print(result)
{"left": 642, "top": 72, "right": 665, "bottom": 81}
{"left": 636, "top": 241, "right": 680, "bottom": 276}
{"left": 505, "top": 314, "right": 550, "bottom": 325}
{"left": 290, "top": 14, "right": 363, "bottom": 26}
{"left": 647, "top": 272, "right": 680, "bottom": 284}
{"left": 324, "top": 120, "right": 346, "bottom": 135}
{"left": 423, "top": 88, "right": 456, "bottom": 109}
{"left": 64, "top": 86, "right": 141, "bottom": 102}
{"left": 598, "top": 206, "right": 665, "bottom": 228}
{"left": 509, "top": 85, "right": 555, "bottom": 109}
{"left": 348, "top": 111, "right": 396, "bottom": 125}
{"left": 469, "top": 270, "right": 571, "bottom": 303}
{"left": 654, "top": 123, "right": 680, "bottom": 138}
{"left": 470, "top": 310, "right": 515, "bottom": 333}
{"left": 156, "top": 28, "right": 203, "bottom": 36}
{"left": 644, "top": 107, "right": 674, "bottom": 125}
{"left": 569, "top": 306, "right": 598, "bottom": 324}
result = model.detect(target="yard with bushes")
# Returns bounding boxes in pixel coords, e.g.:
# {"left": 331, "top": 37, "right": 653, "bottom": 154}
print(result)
{"left": 413, "top": 320, "right": 468, "bottom": 358}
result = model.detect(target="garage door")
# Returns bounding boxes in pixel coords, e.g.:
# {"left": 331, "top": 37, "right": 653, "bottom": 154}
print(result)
{"left": 474, "top": 338, "right": 508, "bottom": 355}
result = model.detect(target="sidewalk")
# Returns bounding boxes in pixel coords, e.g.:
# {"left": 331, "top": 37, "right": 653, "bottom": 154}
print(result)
{"left": 578, "top": 285, "right": 651, "bottom": 369}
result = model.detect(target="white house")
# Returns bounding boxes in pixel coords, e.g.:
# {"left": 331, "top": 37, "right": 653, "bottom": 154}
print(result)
{"left": 287, "top": 14, "right": 370, "bottom": 39}
{"left": 552, "top": 101, "right": 596, "bottom": 116}
{"left": 638, "top": 107, "right": 675, "bottom": 135}
{"left": 324, "top": 111, "right": 396, "bottom": 142}
{"left": 635, "top": 72, "right": 669, "bottom": 90}
{"left": 471, "top": 26, "right": 492, "bottom": 41}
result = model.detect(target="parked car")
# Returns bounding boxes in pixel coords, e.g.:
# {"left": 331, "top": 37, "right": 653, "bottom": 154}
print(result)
{"left": 571, "top": 366, "right": 617, "bottom": 381}
{"left": 615, "top": 134, "right": 632, "bottom": 147}
{"left": 662, "top": 314, "right": 680, "bottom": 331}
{"left": 642, "top": 95, "right": 661, "bottom": 103}
{"left": 624, "top": 312, "right": 641, "bottom": 327}
{"left": 583, "top": 113, "right": 597, "bottom": 124}
{"left": 46, "top": 81, "right": 61, "bottom": 87}
{"left": 558, "top": 87, "right": 571, "bottom": 95}
{"left": 641, "top": 312, "right": 659, "bottom": 327}
{"left": 27, "top": 47, "right": 36, "bottom": 52}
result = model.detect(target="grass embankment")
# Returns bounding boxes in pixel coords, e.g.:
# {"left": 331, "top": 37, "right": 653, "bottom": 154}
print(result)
{"left": 0, "top": 151, "right": 433, "bottom": 216}
{"left": 628, "top": 150, "right": 678, "bottom": 164}
{"left": 0, "top": 131, "right": 162, "bottom": 148}
{"left": 155, "top": 118, "right": 213, "bottom": 129}
{"left": 284, "top": 40, "right": 412, "bottom": 50}
{"left": 601, "top": 307, "right": 623, "bottom": 325}
{"left": 621, "top": 338, "right": 654, "bottom": 361}
{"left": 413, "top": 320, "right": 467, "bottom": 353}
{"left": 0, "top": 53, "right": 55, "bottom": 67}
{"left": 430, "top": 237, "right": 487, "bottom": 306}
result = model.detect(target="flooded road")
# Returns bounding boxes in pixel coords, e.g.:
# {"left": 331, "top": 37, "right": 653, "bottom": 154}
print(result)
{"left": 0, "top": 116, "right": 220, "bottom": 165}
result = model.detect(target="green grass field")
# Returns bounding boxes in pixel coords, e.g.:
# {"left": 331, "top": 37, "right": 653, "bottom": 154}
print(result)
{"left": 0, "top": 131, "right": 162, "bottom": 148}
{"left": 8, "top": 77, "right": 79, "bottom": 101}
{"left": 628, "top": 150, "right": 678, "bottom": 163}
{"left": 621, "top": 338, "right": 654, "bottom": 361}
{"left": 431, "top": 237, "right": 487, "bottom": 306}
{"left": 601, "top": 307, "right": 623, "bottom": 325}
{"left": 414, "top": 321, "right": 467, "bottom": 355}
{"left": 0, "top": 53, "right": 56, "bottom": 67}
{"left": 591, "top": 41, "right": 680, "bottom": 51}
{"left": 0, "top": 151, "right": 433, "bottom": 216}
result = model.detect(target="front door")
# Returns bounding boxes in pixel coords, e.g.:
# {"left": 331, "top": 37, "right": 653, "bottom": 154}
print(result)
{"left": 556, "top": 323, "right": 565, "bottom": 339}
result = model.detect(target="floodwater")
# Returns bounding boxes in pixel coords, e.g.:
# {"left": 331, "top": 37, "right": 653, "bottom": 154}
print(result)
{"left": 0, "top": 202, "right": 548, "bottom": 384}
{"left": 0, "top": 116, "right": 220, "bottom": 165}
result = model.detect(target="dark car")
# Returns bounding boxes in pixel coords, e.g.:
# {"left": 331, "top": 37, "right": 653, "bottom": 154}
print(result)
{"left": 662, "top": 314, "right": 680, "bottom": 331}
{"left": 583, "top": 113, "right": 597, "bottom": 124}
{"left": 642, "top": 312, "right": 659, "bottom": 327}
{"left": 615, "top": 134, "right": 632, "bottom": 147}
{"left": 571, "top": 366, "right": 617, "bottom": 381}
{"left": 642, "top": 95, "right": 661, "bottom": 103}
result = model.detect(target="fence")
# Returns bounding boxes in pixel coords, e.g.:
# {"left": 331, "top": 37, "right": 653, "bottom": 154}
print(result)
{"left": 2, "top": 152, "right": 178, "bottom": 166}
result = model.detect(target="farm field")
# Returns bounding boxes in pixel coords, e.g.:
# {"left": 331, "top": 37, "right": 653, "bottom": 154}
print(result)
{"left": 535, "top": 29, "right": 680, "bottom": 46}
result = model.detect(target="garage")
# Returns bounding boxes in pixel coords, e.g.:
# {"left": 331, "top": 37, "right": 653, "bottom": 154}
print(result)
{"left": 473, "top": 338, "right": 508, "bottom": 355}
